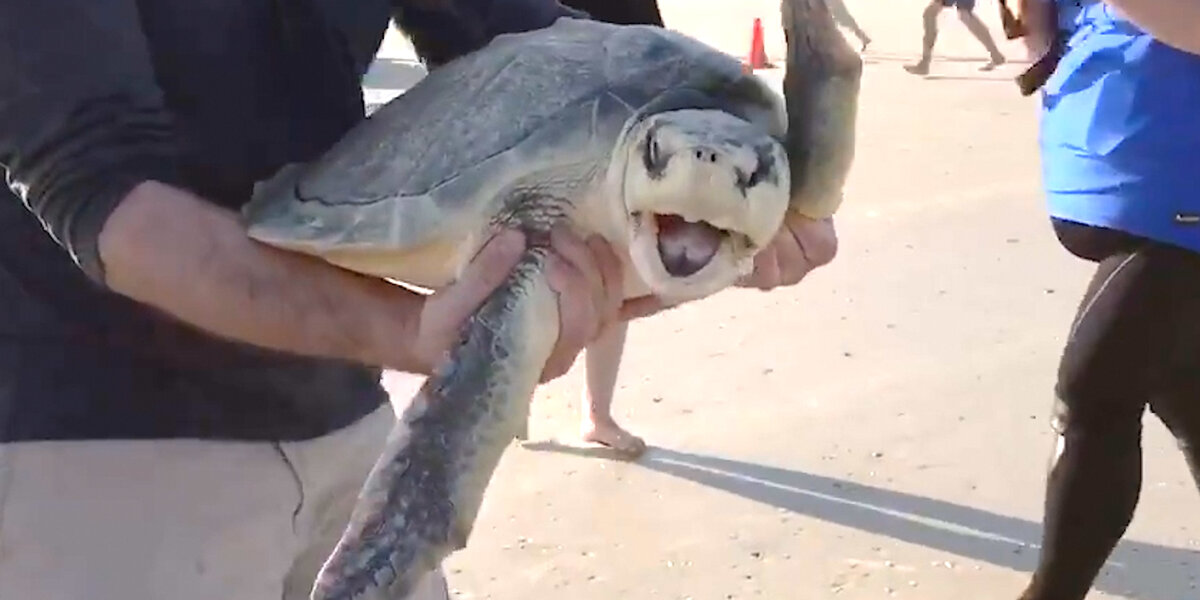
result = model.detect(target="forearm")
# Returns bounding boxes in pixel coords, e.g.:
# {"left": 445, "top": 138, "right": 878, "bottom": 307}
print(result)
{"left": 3, "top": 0, "right": 432, "bottom": 374}
{"left": 1104, "top": 0, "right": 1200, "bottom": 55}
{"left": 100, "top": 180, "right": 429, "bottom": 373}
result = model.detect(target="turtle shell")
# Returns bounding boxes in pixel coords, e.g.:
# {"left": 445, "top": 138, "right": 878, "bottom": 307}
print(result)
{"left": 243, "top": 18, "right": 785, "bottom": 257}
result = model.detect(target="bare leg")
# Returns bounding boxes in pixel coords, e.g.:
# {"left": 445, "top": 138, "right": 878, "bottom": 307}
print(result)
{"left": 580, "top": 320, "right": 646, "bottom": 458}
{"left": 905, "top": 2, "right": 942, "bottom": 74}
{"left": 827, "top": 0, "right": 872, "bottom": 51}
{"left": 957, "top": 8, "right": 1007, "bottom": 69}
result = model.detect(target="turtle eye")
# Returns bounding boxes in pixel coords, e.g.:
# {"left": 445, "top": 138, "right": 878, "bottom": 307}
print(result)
{"left": 642, "top": 127, "right": 667, "bottom": 178}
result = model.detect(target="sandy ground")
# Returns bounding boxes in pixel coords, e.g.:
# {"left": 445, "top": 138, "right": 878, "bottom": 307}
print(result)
{"left": 368, "top": 2, "right": 1200, "bottom": 599}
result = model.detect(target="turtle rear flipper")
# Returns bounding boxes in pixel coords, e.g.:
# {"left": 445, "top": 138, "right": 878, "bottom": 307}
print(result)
{"left": 781, "top": 0, "right": 863, "bottom": 219}
{"left": 308, "top": 186, "right": 576, "bottom": 600}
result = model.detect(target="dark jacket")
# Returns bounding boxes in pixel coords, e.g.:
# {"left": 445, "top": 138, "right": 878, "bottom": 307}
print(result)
{"left": 0, "top": 0, "right": 584, "bottom": 443}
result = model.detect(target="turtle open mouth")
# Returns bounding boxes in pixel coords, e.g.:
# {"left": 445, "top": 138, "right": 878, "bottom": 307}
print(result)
{"left": 633, "top": 211, "right": 732, "bottom": 277}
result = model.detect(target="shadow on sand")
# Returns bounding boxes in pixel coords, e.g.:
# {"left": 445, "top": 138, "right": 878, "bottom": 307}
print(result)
{"left": 862, "top": 52, "right": 1031, "bottom": 67}
{"left": 921, "top": 74, "right": 1015, "bottom": 83}
{"left": 522, "top": 442, "right": 1199, "bottom": 600}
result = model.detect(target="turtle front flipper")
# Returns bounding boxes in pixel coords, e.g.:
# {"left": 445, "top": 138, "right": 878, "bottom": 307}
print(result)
{"left": 780, "top": 0, "right": 863, "bottom": 219}
{"left": 308, "top": 192, "right": 571, "bottom": 600}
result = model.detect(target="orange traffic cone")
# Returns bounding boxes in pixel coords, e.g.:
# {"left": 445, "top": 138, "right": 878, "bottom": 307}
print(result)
{"left": 743, "top": 17, "right": 775, "bottom": 71}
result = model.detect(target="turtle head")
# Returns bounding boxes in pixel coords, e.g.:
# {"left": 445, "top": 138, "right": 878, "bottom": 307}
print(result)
{"left": 617, "top": 108, "right": 789, "bottom": 302}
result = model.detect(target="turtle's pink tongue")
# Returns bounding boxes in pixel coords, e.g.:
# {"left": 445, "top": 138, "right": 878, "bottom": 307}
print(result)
{"left": 654, "top": 214, "right": 723, "bottom": 277}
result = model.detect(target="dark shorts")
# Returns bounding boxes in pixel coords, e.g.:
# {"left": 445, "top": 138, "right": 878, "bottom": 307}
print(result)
{"left": 939, "top": 0, "right": 976, "bottom": 10}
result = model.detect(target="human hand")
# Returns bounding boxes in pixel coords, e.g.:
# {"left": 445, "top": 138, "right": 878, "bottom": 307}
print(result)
{"left": 540, "top": 226, "right": 625, "bottom": 382}
{"left": 735, "top": 212, "right": 838, "bottom": 290}
{"left": 409, "top": 229, "right": 525, "bottom": 376}
{"left": 411, "top": 226, "right": 623, "bottom": 383}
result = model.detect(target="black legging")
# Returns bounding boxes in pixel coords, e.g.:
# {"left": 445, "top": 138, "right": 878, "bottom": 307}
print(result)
{"left": 560, "top": 0, "right": 664, "bottom": 26}
{"left": 1020, "top": 219, "right": 1200, "bottom": 600}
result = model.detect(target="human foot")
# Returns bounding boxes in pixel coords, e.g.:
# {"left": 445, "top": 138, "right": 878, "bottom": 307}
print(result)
{"left": 904, "top": 61, "right": 930, "bottom": 75}
{"left": 980, "top": 54, "right": 1006, "bottom": 71}
{"left": 581, "top": 418, "right": 647, "bottom": 459}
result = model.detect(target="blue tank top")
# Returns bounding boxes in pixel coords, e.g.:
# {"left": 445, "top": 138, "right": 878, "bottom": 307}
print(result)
{"left": 1040, "top": 0, "right": 1200, "bottom": 252}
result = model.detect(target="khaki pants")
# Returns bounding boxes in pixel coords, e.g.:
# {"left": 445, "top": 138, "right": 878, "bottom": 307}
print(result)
{"left": 0, "top": 388, "right": 447, "bottom": 600}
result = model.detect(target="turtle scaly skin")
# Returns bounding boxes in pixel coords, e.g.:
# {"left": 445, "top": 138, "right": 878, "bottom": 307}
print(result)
{"left": 781, "top": 0, "right": 864, "bottom": 219}
{"left": 310, "top": 175, "right": 583, "bottom": 600}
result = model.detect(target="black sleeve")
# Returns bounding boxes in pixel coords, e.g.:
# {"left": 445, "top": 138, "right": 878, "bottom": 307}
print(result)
{"left": 389, "top": 0, "right": 590, "bottom": 67}
{"left": 557, "top": 0, "right": 664, "bottom": 26}
{"left": 0, "top": 0, "right": 185, "bottom": 285}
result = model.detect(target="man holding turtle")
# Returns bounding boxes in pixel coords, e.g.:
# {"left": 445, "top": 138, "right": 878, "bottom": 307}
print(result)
{"left": 0, "top": 0, "right": 836, "bottom": 599}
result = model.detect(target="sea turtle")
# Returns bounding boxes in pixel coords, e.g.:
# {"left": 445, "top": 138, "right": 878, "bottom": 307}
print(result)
{"left": 242, "top": 1, "right": 861, "bottom": 598}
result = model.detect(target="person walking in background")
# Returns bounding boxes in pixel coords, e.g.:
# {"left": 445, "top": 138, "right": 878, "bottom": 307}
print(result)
{"left": 1011, "top": 0, "right": 1200, "bottom": 598}
{"left": 553, "top": 0, "right": 839, "bottom": 459}
{"left": 905, "top": 0, "right": 1007, "bottom": 74}
{"left": 828, "top": 0, "right": 873, "bottom": 52}
{"left": 548, "top": 0, "right": 666, "bottom": 458}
